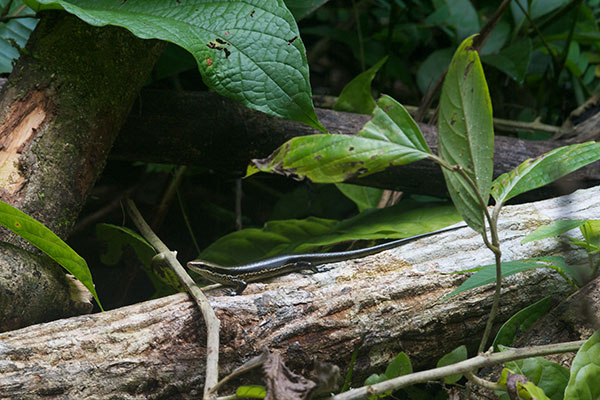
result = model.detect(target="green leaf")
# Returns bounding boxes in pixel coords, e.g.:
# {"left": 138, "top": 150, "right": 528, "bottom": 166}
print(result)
{"left": 249, "top": 95, "right": 431, "bottom": 182}
{"left": 521, "top": 220, "right": 586, "bottom": 244}
{"left": 481, "top": 38, "right": 532, "bottom": 84}
{"left": 334, "top": 56, "right": 388, "bottom": 114}
{"left": 95, "top": 224, "right": 181, "bottom": 295}
{"left": 24, "top": 0, "right": 324, "bottom": 130}
{"left": 364, "top": 373, "right": 388, "bottom": 386}
{"left": 502, "top": 357, "right": 570, "bottom": 400}
{"left": 564, "top": 331, "right": 600, "bottom": 400}
{"left": 437, "top": 345, "right": 467, "bottom": 384}
{"left": 335, "top": 183, "right": 383, "bottom": 212}
{"left": 197, "top": 201, "right": 461, "bottom": 266}
{"left": 520, "top": 382, "right": 551, "bottom": 400}
{"left": 96, "top": 223, "right": 154, "bottom": 267}
{"left": 581, "top": 221, "right": 600, "bottom": 250}
{"left": 491, "top": 142, "right": 600, "bottom": 206}
{"left": 0, "top": 0, "right": 38, "bottom": 73}
{"left": 236, "top": 385, "right": 266, "bottom": 399}
{"left": 438, "top": 35, "right": 494, "bottom": 233}
{"left": 385, "top": 352, "right": 412, "bottom": 378}
{"left": 444, "top": 257, "right": 566, "bottom": 299}
{"left": 492, "top": 296, "right": 551, "bottom": 351}
{"left": 0, "top": 200, "right": 102, "bottom": 309}
{"left": 416, "top": 48, "right": 453, "bottom": 94}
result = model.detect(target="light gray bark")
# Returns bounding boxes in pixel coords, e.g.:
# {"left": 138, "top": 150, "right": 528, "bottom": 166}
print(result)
{"left": 2, "top": 185, "right": 599, "bottom": 399}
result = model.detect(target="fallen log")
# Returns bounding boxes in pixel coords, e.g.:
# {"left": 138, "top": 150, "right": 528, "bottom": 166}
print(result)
{"left": 112, "top": 90, "right": 600, "bottom": 202}
{"left": 2, "top": 185, "right": 599, "bottom": 399}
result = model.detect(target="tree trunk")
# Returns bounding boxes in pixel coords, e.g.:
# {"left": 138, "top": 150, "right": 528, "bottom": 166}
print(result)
{"left": 2, "top": 185, "right": 598, "bottom": 399}
{"left": 0, "top": 11, "right": 165, "bottom": 330}
{"left": 112, "top": 89, "right": 600, "bottom": 203}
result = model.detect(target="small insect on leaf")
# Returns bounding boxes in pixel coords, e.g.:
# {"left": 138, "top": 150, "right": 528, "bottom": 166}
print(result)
{"left": 287, "top": 36, "right": 298, "bottom": 45}
{"left": 250, "top": 10, "right": 255, "bottom": 17}
{"left": 206, "top": 57, "right": 212, "bottom": 66}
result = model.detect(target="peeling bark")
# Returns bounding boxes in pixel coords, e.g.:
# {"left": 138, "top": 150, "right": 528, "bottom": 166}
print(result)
{"left": 1, "top": 185, "right": 599, "bottom": 399}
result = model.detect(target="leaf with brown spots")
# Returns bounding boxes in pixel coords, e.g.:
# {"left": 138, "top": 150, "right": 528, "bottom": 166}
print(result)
{"left": 247, "top": 95, "right": 431, "bottom": 183}
{"left": 438, "top": 35, "right": 494, "bottom": 233}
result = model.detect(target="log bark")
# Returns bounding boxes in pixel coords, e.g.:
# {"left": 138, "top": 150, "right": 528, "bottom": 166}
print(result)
{"left": 2, "top": 185, "right": 599, "bottom": 399}
{"left": 112, "top": 89, "right": 600, "bottom": 203}
{"left": 0, "top": 12, "right": 165, "bottom": 330}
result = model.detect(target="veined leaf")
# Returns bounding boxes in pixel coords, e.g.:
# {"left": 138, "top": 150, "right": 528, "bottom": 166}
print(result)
{"left": 236, "top": 385, "right": 266, "bottom": 399}
{"left": 24, "top": 0, "right": 324, "bottom": 130}
{"left": 248, "top": 95, "right": 431, "bottom": 182}
{"left": 564, "top": 331, "right": 600, "bottom": 400}
{"left": 0, "top": 201, "right": 102, "bottom": 309}
{"left": 491, "top": 142, "right": 600, "bottom": 206}
{"left": 334, "top": 56, "right": 388, "bottom": 114}
{"left": 438, "top": 35, "right": 494, "bottom": 233}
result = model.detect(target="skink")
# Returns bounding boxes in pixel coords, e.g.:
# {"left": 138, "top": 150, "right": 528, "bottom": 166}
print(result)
{"left": 187, "top": 224, "right": 465, "bottom": 295}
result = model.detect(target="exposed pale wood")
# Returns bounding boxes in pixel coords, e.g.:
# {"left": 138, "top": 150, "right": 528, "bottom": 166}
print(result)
{"left": 2, "top": 185, "right": 600, "bottom": 399}
{"left": 112, "top": 90, "right": 600, "bottom": 202}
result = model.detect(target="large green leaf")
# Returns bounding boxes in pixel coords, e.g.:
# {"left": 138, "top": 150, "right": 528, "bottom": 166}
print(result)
{"left": 564, "top": 331, "right": 600, "bottom": 400}
{"left": 438, "top": 35, "right": 494, "bottom": 233}
{"left": 197, "top": 201, "right": 460, "bottom": 266}
{"left": 24, "top": 0, "right": 324, "bottom": 130}
{"left": 491, "top": 142, "right": 600, "bottom": 207}
{"left": 248, "top": 95, "right": 431, "bottom": 182}
{"left": 334, "top": 56, "right": 387, "bottom": 115}
{"left": 0, "top": 201, "right": 102, "bottom": 309}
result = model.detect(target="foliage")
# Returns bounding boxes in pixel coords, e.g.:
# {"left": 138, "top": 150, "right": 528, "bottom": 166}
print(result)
{"left": 0, "top": 0, "right": 37, "bottom": 72}
{"left": 302, "top": 1, "right": 600, "bottom": 126}
{"left": 492, "top": 296, "right": 552, "bottom": 351}
{"left": 437, "top": 34, "right": 493, "bottom": 233}
{"left": 522, "top": 219, "right": 600, "bottom": 285}
{"left": 196, "top": 201, "right": 460, "bottom": 266}
{"left": 564, "top": 331, "right": 600, "bottom": 400}
{"left": 22, "top": 0, "right": 324, "bottom": 130}
{"left": 0, "top": 200, "right": 102, "bottom": 309}
{"left": 436, "top": 345, "right": 468, "bottom": 384}
{"left": 364, "top": 352, "right": 412, "bottom": 399}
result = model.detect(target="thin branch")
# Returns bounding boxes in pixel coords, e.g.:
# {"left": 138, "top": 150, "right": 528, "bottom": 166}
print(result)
{"left": 125, "top": 199, "right": 220, "bottom": 399}
{"left": 331, "top": 340, "right": 584, "bottom": 400}
{"left": 464, "top": 370, "right": 505, "bottom": 391}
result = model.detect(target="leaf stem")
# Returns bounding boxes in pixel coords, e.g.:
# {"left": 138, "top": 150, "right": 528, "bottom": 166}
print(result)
{"left": 430, "top": 155, "right": 503, "bottom": 352}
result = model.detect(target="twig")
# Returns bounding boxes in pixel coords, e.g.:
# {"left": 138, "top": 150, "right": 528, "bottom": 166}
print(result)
{"left": 125, "top": 199, "right": 220, "bottom": 399}
{"left": 331, "top": 340, "right": 584, "bottom": 400}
